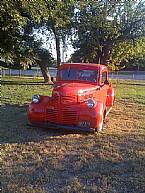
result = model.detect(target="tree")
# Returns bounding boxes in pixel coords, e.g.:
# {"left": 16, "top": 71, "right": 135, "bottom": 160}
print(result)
{"left": 35, "top": 47, "right": 55, "bottom": 83}
{"left": 42, "top": 0, "right": 75, "bottom": 67}
{"left": 71, "top": 0, "right": 145, "bottom": 69}
{"left": 0, "top": 0, "right": 54, "bottom": 82}
{"left": 0, "top": 0, "right": 46, "bottom": 59}
{"left": 122, "top": 37, "right": 145, "bottom": 70}
{"left": 110, "top": 37, "right": 145, "bottom": 70}
{"left": 0, "top": 0, "right": 76, "bottom": 81}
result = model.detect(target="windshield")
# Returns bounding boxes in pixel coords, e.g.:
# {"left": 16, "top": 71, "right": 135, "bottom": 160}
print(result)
{"left": 59, "top": 68, "right": 98, "bottom": 83}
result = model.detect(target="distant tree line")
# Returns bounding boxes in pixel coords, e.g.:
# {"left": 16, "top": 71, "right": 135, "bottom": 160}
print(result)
{"left": 0, "top": 0, "right": 145, "bottom": 82}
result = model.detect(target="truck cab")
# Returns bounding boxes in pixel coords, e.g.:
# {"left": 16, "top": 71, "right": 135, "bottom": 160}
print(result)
{"left": 28, "top": 63, "right": 115, "bottom": 132}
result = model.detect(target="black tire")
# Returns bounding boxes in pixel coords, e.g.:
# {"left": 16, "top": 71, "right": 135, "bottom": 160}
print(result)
{"left": 96, "top": 113, "right": 104, "bottom": 132}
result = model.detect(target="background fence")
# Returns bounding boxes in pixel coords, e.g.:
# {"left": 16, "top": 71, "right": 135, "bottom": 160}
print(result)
{"left": 0, "top": 67, "right": 145, "bottom": 80}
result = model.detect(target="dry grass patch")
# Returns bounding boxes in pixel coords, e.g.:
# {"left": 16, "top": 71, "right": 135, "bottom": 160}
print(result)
{"left": 1, "top": 77, "right": 145, "bottom": 193}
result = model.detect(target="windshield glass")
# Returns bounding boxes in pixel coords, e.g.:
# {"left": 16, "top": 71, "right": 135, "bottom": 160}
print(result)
{"left": 59, "top": 68, "right": 98, "bottom": 83}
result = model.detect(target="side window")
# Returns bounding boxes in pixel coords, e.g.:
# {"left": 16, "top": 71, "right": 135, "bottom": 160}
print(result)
{"left": 101, "top": 72, "right": 107, "bottom": 84}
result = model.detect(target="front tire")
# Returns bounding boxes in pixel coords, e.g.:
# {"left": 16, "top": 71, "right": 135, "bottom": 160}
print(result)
{"left": 96, "top": 113, "right": 104, "bottom": 132}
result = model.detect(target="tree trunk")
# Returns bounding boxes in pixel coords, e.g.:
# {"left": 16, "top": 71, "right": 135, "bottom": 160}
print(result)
{"left": 52, "top": 27, "right": 61, "bottom": 68}
{"left": 39, "top": 63, "right": 52, "bottom": 84}
{"left": 55, "top": 34, "right": 61, "bottom": 68}
{"left": 97, "top": 46, "right": 110, "bottom": 65}
{"left": 102, "top": 46, "right": 110, "bottom": 64}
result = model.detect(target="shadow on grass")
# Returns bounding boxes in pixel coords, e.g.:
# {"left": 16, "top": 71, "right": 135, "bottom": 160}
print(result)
{"left": 1, "top": 80, "right": 53, "bottom": 86}
{"left": 1, "top": 103, "right": 145, "bottom": 193}
{"left": 2, "top": 145, "right": 145, "bottom": 193}
{"left": 0, "top": 104, "right": 89, "bottom": 144}
{"left": 118, "top": 81, "right": 145, "bottom": 87}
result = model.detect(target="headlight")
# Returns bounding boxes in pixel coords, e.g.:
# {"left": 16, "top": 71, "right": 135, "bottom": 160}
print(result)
{"left": 32, "top": 95, "right": 40, "bottom": 104}
{"left": 86, "top": 98, "right": 95, "bottom": 108}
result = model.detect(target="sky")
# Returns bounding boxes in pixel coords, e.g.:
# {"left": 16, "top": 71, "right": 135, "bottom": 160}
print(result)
{"left": 43, "top": 37, "right": 74, "bottom": 62}
{"left": 35, "top": 29, "right": 74, "bottom": 62}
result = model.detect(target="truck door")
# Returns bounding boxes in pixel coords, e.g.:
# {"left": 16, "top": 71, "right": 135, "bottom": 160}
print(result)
{"left": 99, "top": 70, "right": 108, "bottom": 104}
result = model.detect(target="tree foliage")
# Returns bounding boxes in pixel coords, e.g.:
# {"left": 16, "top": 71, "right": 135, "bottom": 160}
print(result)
{"left": 0, "top": 0, "right": 47, "bottom": 59}
{"left": 42, "top": 0, "right": 75, "bottom": 67}
{"left": 0, "top": 0, "right": 74, "bottom": 74}
{"left": 71, "top": 0, "right": 145, "bottom": 69}
{"left": 0, "top": 0, "right": 54, "bottom": 82}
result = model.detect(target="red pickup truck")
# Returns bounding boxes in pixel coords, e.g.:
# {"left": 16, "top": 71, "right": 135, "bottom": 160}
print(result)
{"left": 27, "top": 63, "right": 115, "bottom": 132}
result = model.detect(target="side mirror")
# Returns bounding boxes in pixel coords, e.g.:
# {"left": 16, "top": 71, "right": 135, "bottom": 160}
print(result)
{"left": 104, "top": 80, "right": 109, "bottom": 84}
{"left": 51, "top": 77, "right": 56, "bottom": 84}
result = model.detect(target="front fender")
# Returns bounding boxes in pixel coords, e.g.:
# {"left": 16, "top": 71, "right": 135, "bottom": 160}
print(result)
{"left": 78, "top": 101, "right": 105, "bottom": 129}
{"left": 27, "top": 96, "right": 50, "bottom": 122}
{"left": 106, "top": 87, "right": 115, "bottom": 107}
{"left": 94, "top": 101, "right": 105, "bottom": 128}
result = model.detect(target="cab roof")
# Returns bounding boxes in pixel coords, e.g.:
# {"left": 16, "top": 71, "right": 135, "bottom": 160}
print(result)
{"left": 59, "top": 63, "right": 108, "bottom": 71}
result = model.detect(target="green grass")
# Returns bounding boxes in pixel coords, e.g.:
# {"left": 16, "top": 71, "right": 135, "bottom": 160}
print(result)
{"left": 1, "top": 76, "right": 145, "bottom": 193}
{"left": 112, "top": 79, "right": 145, "bottom": 105}
{"left": 1, "top": 76, "right": 52, "bottom": 105}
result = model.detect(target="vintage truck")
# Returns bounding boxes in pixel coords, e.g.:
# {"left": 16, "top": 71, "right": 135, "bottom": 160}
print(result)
{"left": 27, "top": 63, "right": 115, "bottom": 132}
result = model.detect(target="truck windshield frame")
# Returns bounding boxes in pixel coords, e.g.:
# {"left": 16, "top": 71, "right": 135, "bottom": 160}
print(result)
{"left": 59, "top": 67, "right": 98, "bottom": 83}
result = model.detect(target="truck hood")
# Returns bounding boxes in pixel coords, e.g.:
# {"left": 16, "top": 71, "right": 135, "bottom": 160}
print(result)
{"left": 53, "top": 82, "right": 99, "bottom": 96}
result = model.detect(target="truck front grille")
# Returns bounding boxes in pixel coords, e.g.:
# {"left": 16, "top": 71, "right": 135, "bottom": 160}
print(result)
{"left": 45, "top": 108, "right": 57, "bottom": 123}
{"left": 61, "top": 95, "right": 77, "bottom": 104}
{"left": 45, "top": 96, "right": 78, "bottom": 124}
{"left": 62, "top": 107, "right": 77, "bottom": 124}
{"left": 48, "top": 95, "right": 59, "bottom": 106}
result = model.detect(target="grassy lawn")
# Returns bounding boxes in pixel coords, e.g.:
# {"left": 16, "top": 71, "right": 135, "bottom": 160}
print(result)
{"left": 1, "top": 76, "right": 52, "bottom": 105}
{"left": 1, "top": 76, "right": 145, "bottom": 193}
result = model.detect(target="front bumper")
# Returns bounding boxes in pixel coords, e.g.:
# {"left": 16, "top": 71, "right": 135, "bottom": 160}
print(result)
{"left": 28, "top": 121, "right": 95, "bottom": 133}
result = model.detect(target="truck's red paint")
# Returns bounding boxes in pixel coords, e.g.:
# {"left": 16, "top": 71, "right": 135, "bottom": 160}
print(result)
{"left": 27, "top": 63, "right": 115, "bottom": 132}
